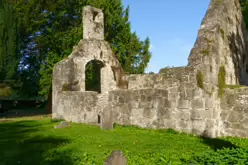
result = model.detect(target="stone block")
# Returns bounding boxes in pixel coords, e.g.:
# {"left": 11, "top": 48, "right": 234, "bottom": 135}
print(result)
{"left": 186, "top": 89, "right": 193, "bottom": 98}
{"left": 157, "top": 108, "right": 172, "bottom": 119}
{"left": 178, "top": 99, "right": 189, "bottom": 109}
{"left": 176, "top": 120, "right": 191, "bottom": 129}
{"left": 193, "top": 89, "right": 202, "bottom": 98}
{"left": 170, "top": 92, "right": 179, "bottom": 100}
{"left": 175, "top": 111, "right": 191, "bottom": 120}
{"left": 226, "top": 94, "right": 236, "bottom": 105}
{"left": 54, "top": 121, "right": 70, "bottom": 129}
{"left": 143, "top": 108, "right": 155, "bottom": 119}
{"left": 191, "top": 111, "right": 203, "bottom": 120}
{"left": 227, "top": 111, "right": 244, "bottom": 123}
{"left": 158, "top": 119, "right": 176, "bottom": 129}
{"left": 192, "top": 98, "right": 204, "bottom": 110}
{"left": 241, "top": 118, "right": 248, "bottom": 129}
{"left": 192, "top": 120, "right": 205, "bottom": 130}
{"left": 205, "top": 119, "right": 215, "bottom": 129}
{"left": 236, "top": 129, "right": 248, "bottom": 137}
{"left": 169, "top": 87, "right": 178, "bottom": 93}
{"left": 104, "top": 151, "right": 127, "bottom": 165}
{"left": 139, "top": 101, "right": 152, "bottom": 109}
{"left": 101, "top": 108, "right": 113, "bottom": 130}
{"left": 162, "top": 90, "right": 169, "bottom": 98}
{"left": 205, "top": 98, "right": 214, "bottom": 109}
{"left": 118, "top": 104, "right": 129, "bottom": 114}
{"left": 220, "top": 112, "right": 230, "bottom": 120}
{"left": 192, "top": 128, "right": 205, "bottom": 136}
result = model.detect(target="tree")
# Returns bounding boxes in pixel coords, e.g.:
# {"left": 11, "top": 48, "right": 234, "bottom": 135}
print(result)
{"left": 0, "top": 0, "right": 20, "bottom": 97}
{"left": 10, "top": 0, "right": 152, "bottom": 98}
{"left": 0, "top": 1, "right": 20, "bottom": 83}
{"left": 240, "top": 0, "right": 248, "bottom": 29}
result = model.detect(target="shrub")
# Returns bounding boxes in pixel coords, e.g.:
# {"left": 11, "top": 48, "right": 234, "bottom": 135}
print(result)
{"left": 183, "top": 147, "right": 248, "bottom": 164}
{"left": 0, "top": 84, "right": 12, "bottom": 97}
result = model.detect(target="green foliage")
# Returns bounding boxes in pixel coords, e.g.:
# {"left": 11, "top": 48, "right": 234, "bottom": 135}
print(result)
{"left": 39, "top": 52, "right": 64, "bottom": 96}
{"left": 196, "top": 70, "right": 204, "bottom": 89}
{"left": 241, "top": 0, "right": 248, "bottom": 28}
{"left": 9, "top": 0, "right": 151, "bottom": 98}
{"left": 218, "top": 66, "right": 226, "bottom": 97}
{"left": 0, "top": 83, "right": 12, "bottom": 97}
{"left": 184, "top": 148, "right": 248, "bottom": 164}
{"left": 0, "top": 1, "right": 20, "bottom": 85}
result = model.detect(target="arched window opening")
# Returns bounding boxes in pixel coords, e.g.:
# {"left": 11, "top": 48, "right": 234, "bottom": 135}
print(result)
{"left": 85, "top": 60, "right": 104, "bottom": 93}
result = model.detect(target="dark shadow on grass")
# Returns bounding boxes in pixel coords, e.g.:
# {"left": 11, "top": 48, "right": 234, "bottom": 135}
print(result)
{"left": 200, "top": 137, "right": 238, "bottom": 151}
{"left": 0, "top": 108, "right": 50, "bottom": 119}
{"left": 0, "top": 120, "right": 75, "bottom": 165}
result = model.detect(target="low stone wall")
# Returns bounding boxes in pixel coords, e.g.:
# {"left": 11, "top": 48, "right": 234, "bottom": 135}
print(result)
{"left": 220, "top": 87, "right": 248, "bottom": 137}
{"left": 52, "top": 91, "right": 99, "bottom": 124}
{"left": 52, "top": 86, "right": 248, "bottom": 138}
{"left": 127, "top": 66, "right": 195, "bottom": 90}
{"left": 109, "top": 87, "right": 219, "bottom": 137}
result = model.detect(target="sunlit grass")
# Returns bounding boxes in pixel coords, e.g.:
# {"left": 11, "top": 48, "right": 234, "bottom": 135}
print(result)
{"left": 1, "top": 112, "right": 248, "bottom": 164}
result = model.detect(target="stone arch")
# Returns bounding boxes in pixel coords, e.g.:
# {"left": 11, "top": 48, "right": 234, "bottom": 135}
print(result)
{"left": 85, "top": 60, "right": 104, "bottom": 93}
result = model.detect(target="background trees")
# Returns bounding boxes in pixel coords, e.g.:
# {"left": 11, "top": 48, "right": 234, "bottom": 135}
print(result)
{"left": 7, "top": 0, "right": 151, "bottom": 98}
{"left": 0, "top": 0, "right": 20, "bottom": 97}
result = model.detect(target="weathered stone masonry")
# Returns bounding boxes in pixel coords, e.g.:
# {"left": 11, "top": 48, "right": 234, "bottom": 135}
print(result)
{"left": 53, "top": 0, "right": 248, "bottom": 138}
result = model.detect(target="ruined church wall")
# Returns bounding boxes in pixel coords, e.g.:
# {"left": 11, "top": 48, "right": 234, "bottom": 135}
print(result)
{"left": 109, "top": 86, "right": 220, "bottom": 137}
{"left": 188, "top": 0, "right": 248, "bottom": 90}
{"left": 52, "top": 91, "right": 99, "bottom": 124}
{"left": 127, "top": 66, "right": 195, "bottom": 89}
{"left": 219, "top": 87, "right": 248, "bottom": 137}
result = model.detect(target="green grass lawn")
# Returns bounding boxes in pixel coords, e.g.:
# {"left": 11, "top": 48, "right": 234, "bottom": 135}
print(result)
{"left": 1, "top": 113, "right": 248, "bottom": 165}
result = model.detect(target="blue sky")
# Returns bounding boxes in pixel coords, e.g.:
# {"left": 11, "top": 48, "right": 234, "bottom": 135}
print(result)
{"left": 122, "top": 0, "right": 211, "bottom": 73}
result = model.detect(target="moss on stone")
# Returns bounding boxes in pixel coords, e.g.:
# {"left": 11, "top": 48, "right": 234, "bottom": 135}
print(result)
{"left": 226, "top": 84, "right": 246, "bottom": 89}
{"left": 62, "top": 83, "right": 70, "bottom": 91}
{"left": 204, "top": 37, "right": 213, "bottom": 44}
{"left": 200, "top": 49, "right": 210, "bottom": 56}
{"left": 196, "top": 71, "right": 204, "bottom": 89}
{"left": 220, "top": 28, "right": 225, "bottom": 40}
{"left": 224, "top": 56, "right": 227, "bottom": 64}
{"left": 218, "top": 66, "right": 226, "bottom": 97}
{"left": 215, "top": 0, "right": 223, "bottom": 5}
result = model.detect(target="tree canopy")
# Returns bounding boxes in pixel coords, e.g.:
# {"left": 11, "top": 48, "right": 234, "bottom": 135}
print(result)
{"left": 0, "top": 0, "right": 20, "bottom": 97}
{"left": 8, "top": 0, "right": 151, "bottom": 98}
{"left": 0, "top": 0, "right": 20, "bottom": 84}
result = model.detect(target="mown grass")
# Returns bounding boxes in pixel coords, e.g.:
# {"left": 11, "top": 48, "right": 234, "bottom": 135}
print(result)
{"left": 1, "top": 112, "right": 248, "bottom": 164}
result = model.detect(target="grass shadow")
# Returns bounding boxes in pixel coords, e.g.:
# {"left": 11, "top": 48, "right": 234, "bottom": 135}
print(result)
{"left": 0, "top": 120, "right": 73, "bottom": 165}
{"left": 200, "top": 137, "right": 238, "bottom": 151}
{"left": 0, "top": 108, "right": 50, "bottom": 119}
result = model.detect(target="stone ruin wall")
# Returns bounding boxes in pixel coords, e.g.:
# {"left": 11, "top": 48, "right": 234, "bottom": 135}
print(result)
{"left": 188, "top": 0, "right": 248, "bottom": 90}
{"left": 53, "top": 0, "right": 248, "bottom": 138}
{"left": 111, "top": 69, "right": 220, "bottom": 137}
{"left": 53, "top": 6, "right": 127, "bottom": 122}
{"left": 220, "top": 87, "right": 248, "bottom": 137}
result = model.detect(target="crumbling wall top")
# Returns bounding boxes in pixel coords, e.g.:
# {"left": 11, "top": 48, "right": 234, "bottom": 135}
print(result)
{"left": 83, "top": 5, "right": 104, "bottom": 40}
